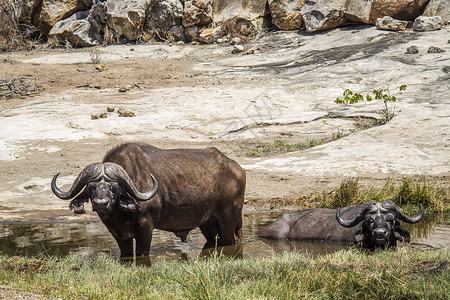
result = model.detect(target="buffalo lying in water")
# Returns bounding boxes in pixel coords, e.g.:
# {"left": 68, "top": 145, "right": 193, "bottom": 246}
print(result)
{"left": 51, "top": 142, "right": 246, "bottom": 257}
{"left": 258, "top": 200, "right": 424, "bottom": 248}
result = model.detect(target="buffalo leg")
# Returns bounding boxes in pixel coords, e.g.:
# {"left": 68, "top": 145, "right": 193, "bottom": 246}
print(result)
{"left": 200, "top": 218, "right": 221, "bottom": 247}
{"left": 135, "top": 222, "right": 153, "bottom": 256}
{"left": 117, "top": 239, "right": 134, "bottom": 258}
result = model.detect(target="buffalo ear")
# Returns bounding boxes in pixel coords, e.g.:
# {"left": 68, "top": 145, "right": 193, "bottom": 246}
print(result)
{"left": 119, "top": 192, "right": 139, "bottom": 212}
{"left": 394, "top": 225, "right": 410, "bottom": 243}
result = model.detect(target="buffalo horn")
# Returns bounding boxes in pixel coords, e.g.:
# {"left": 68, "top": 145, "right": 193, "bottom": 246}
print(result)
{"left": 391, "top": 203, "right": 425, "bottom": 223}
{"left": 103, "top": 162, "right": 158, "bottom": 201}
{"left": 51, "top": 163, "right": 102, "bottom": 200}
{"left": 336, "top": 201, "right": 376, "bottom": 228}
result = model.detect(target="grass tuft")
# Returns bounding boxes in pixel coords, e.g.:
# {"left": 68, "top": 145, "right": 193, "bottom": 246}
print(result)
{"left": 0, "top": 248, "right": 448, "bottom": 299}
{"left": 313, "top": 176, "right": 449, "bottom": 213}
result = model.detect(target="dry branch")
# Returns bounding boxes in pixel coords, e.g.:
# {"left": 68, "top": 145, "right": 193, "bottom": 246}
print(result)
{"left": 0, "top": 77, "right": 41, "bottom": 98}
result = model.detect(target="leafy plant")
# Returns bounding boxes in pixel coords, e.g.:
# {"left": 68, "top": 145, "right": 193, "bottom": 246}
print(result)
{"left": 335, "top": 85, "right": 407, "bottom": 122}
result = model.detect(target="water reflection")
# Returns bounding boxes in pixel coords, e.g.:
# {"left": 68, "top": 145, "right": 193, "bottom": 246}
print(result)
{"left": 0, "top": 211, "right": 448, "bottom": 261}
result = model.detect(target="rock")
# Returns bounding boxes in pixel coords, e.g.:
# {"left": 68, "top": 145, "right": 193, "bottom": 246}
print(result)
{"left": 88, "top": 1, "right": 107, "bottom": 42}
{"left": 198, "top": 26, "right": 221, "bottom": 43}
{"left": 146, "top": 0, "right": 183, "bottom": 38}
{"left": 246, "top": 46, "right": 261, "bottom": 54}
{"left": 423, "top": 0, "right": 450, "bottom": 24}
{"left": 117, "top": 108, "right": 135, "bottom": 117}
{"left": 268, "top": 0, "right": 304, "bottom": 30}
{"left": 232, "top": 44, "right": 245, "bottom": 54}
{"left": 300, "top": 1, "right": 345, "bottom": 33}
{"left": 91, "top": 112, "right": 107, "bottom": 119}
{"left": 427, "top": 46, "right": 445, "bottom": 53}
{"left": 182, "top": 0, "right": 213, "bottom": 27}
{"left": 230, "top": 37, "right": 241, "bottom": 45}
{"left": 413, "top": 15, "right": 442, "bottom": 31}
{"left": 369, "top": 0, "right": 430, "bottom": 23}
{"left": 49, "top": 10, "right": 99, "bottom": 47}
{"left": 405, "top": 45, "right": 419, "bottom": 54}
{"left": 184, "top": 25, "right": 199, "bottom": 42}
{"left": 376, "top": 16, "right": 407, "bottom": 31}
{"left": 17, "top": 0, "right": 41, "bottom": 26}
{"left": 39, "top": 0, "right": 93, "bottom": 34}
{"left": 107, "top": 107, "right": 115, "bottom": 112}
{"left": 212, "top": 0, "right": 267, "bottom": 25}
{"left": 167, "top": 24, "right": 186, "bottom": 42}
{"left": 343, "top": 0, "right": 373, "bottom": 24}
{"left": 0, "top": 0, "right": 17, "bottom": 42}
{"left": 105, "top": 0, "right": 147, "bottom": 42}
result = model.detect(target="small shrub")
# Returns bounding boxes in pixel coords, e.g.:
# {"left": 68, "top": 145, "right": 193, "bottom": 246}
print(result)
{"left": 335, "top": 85, "right": 407, "bottom": 123}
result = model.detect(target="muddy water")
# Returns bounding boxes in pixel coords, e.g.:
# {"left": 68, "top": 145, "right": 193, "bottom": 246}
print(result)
{"left": 0, "top": 211, "right": 448, "bottom": 261}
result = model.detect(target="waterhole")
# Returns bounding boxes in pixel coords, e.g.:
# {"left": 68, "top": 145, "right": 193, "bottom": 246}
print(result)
{"left": 0, "top": 211, "right": 448, "bottom": 261}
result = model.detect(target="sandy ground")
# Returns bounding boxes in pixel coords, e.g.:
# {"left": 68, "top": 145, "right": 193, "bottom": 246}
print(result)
{"left": 0, "top": 25, "right": 449, "bottom": 223}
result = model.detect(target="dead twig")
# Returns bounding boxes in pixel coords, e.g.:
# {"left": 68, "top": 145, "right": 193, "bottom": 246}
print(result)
{"left": 0, "top": 77, "right": 41, "bottom": 98}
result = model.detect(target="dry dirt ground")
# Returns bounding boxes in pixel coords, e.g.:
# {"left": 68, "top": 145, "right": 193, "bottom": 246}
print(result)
{"left": 0, "top": 24, "right": 449, "bottom": 224}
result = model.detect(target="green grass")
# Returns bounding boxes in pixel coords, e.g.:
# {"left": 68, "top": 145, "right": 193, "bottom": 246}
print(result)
{"left": 313, "top": 176, "right": 449, "bottom": 214}
{"left": 247, "top": 133, "right": 348, "bottom": 157}
{"left": 0, "top": 248, "right": 448, "bottom": 299}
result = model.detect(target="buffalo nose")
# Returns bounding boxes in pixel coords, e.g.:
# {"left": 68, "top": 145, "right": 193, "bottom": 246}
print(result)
{"left": 93, "top": 198, "right": 109, "bottom": 207}
{"left": 373, "top": 228, "right": 388, "bottom": 238}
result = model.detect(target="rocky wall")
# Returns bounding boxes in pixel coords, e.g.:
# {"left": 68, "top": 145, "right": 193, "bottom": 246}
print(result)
{"left": 1, "top": 0, "right": 448, "bottom": 47}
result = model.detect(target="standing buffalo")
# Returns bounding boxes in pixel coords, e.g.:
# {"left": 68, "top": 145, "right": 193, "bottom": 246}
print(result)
{"left": 258, "top": 200, "right": 424, "bottom": 248}
{"left": 51, "top": 142, "right": 246, "bottom": 258}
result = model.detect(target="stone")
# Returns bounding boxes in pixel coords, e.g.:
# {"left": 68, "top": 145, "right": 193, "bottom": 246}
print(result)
{"left": 232, "top": 44, "right": 245, "bottom": 54}
{"left": 105, "top": 0, "right": 147, "bottom": 42}
{"left": 369, "top": 0, "right": 429, "bottom": 23}
{"left": 146, "top": 0, "right": 183, "bottom": 36}
{"left": 167, "top": 24, "right": 186, "bottom": 42}
{"left": 0, "top": 0, "right": 17, "bottom": 42}
{"left": 230, "top": 37, "right": 241, "bottom": 45}
{"left": 300, "top": 1, "right": 345, "bottom": 33}
{"left": 405, "top": 45, "right": 419, "bottom": 54}
{"left": 413, "top": 15, "right": 442, "bottom": 31}
{"left": 49, "top": 10, "right": 100, "bottom": 47}
{"left": 212, "top": 0, "right": 267, "bottom": 25}
{"left": 184, "top": 25, "right": 199, "bottom": 42}
{"left": 17, "top": 0, "right": 41, "bottom": 26}
{"left": 39, "top": 0, "right": 93, "bottom": 34}
{"left": 183, "top": 0, "right": 213, "bottom": 27}
{"left": 198, "top": 26, "right": 221, "bottom": 43}
{"left": 343, "top": 0, "right": 373, "bottom": 24}
{"left": 423, "top": 0, "right": 450, "bottom": 24}
{"left": 268, "top": 0, "right": 304, "bottom": 30}
{"left": 427, "top": 46, "right": 445, "bottom": 53}
{"left": 375, "top": 16, "right": 407, "bottom": 31}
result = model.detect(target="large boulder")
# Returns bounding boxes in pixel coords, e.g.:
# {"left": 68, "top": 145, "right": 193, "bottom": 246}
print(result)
{"left": 268, "top": 0, "right": 305, "bottom": 30}
{"left": 212, "top": 0, "right": 267, "bottom": 24}
{"left": 300, "top": 1, "right": 345, "bottom": 33}
{"left": 413, "top": 15, "right": 442, "bottom": 31}
{"left": 0, "top": 0, "right": 18, "bottom": 42}
{"left": 369, "top": 0, "right": 430, "bottom": 23}
{"left": 39, "top": 0, "right": 93, "bottom": 34}
{"left": 49, "top": 9, "right": 99, "bottom": 47}
{"left": 145, "top": 0, "right": 183, "bottom": 38}
{"left": 343, "top": 0, "right": 373, "bottom": 23}
{"left": 105, "top": 0, "right": 148, "bottom": 42}
{"left": 183, "top": 0, "right": 213, "bottom": 27}
{"left": 423, "top": 0, "right": 450, "bottom": 24}
{"left": 17, "top": 0, "right": 41, "bottom": 26}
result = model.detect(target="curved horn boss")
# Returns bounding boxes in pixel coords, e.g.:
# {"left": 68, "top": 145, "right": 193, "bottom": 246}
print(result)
{"left": 382, "top": 200, "right": 425, "bottom": 223}
{"left": 102, "top": 162, "right": 158, "bottom": 201}
{"left": 336, "top": 200, "right": 376, "bottom": 227}
{"left": 51, "top": 162, "right": 102, "bottom": 200}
